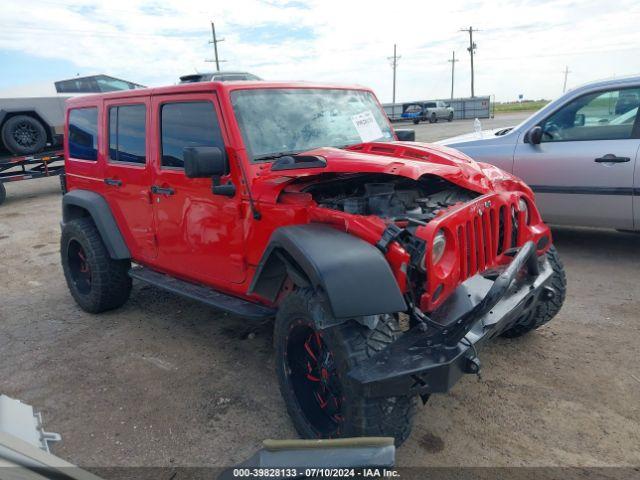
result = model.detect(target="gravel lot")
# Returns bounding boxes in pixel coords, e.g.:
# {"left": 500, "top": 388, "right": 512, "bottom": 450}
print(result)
{"left": 1, "top": 112, "right": 638, "bottom": 469}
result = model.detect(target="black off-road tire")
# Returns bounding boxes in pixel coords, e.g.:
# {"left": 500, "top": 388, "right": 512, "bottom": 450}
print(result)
{"left": 275, "top": 288, "right": 417, "bottom": 446}
{"left": 61, "top": 217, "right": 131, "bottom": 313}
{"left": 0, "top": 183, "right": 6, "bottom": 205}
{"left": 501, "top": 246, "right": 566, "bottom": 338}
{"left": 1, "top": 115, "right": 47, "bottom": 155}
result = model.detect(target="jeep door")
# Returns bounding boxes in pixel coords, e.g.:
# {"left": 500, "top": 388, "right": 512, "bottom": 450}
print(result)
{"left": 150, "top": 93, "right": 246, "bottom": 284}
{"left": 102, "top": 97, "right": 157, "bottom": 259}
{"left": 513, "top": 87, "right": 639, "bottom": 229}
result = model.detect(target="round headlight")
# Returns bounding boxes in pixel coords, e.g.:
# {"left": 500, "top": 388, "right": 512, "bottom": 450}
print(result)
{"left": 518, "top": 198, "right": 529, "bottom": 225}
{"left": 431, "top": 230, "right": 447, "bottom": 265}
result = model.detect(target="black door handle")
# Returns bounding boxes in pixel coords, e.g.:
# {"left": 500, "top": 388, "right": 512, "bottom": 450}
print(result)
{"left": 594, "top": 154, "right": 630, "bottom": 163}
{"left": 104, "top": 178, "right": 122, "bottom": 187}
{"left": 151, "top": 185, "right": 175, "bottom": 196}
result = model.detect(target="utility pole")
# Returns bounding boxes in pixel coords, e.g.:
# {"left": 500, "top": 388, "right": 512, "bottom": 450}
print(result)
{"left": 562, "top": 66, "right": 571, "bottom": 93}
{"left": 460, "top": 26, "right": 479, "bottom": 97}
{"left": 205, "top": 21, "right": 226, "bottom": 71}
{"left": 387, "top": 44, "right": 401, "bottom": 106}
{"left": 448, "top": 51, "right": 459, "bottom": 99}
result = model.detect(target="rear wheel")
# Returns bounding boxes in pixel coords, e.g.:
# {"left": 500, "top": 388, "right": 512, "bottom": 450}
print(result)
{"left": 1, "top": 115, "right": 47, "bottom": 155}
{"left": 61, "top": 217, "right": 132, "bottom": 313}
{"left": 412, "top": 118, "right": 420, "bottom": 125}
{"left": 0, "top": 183, "right": 6, "bottom": 205}
{"left": 275, "top": 289, "right": 417, "bottom": 446}
{"left": 501, "top": 246, "right": 566, "bottom": 337}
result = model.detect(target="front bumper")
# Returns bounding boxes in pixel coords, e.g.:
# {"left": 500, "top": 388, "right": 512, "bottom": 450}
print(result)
{"left": 348, "top": 241, "right": 555, "bottom": 398}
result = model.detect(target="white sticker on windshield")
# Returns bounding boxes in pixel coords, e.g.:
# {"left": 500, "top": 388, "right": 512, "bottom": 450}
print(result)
{"left": 351, "top": 111, "right": 384, "bottom": 143}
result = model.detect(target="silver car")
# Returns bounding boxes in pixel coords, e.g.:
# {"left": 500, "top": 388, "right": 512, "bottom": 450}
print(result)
{"left": 438, "top": 76, "right": 640, "bottom": 231}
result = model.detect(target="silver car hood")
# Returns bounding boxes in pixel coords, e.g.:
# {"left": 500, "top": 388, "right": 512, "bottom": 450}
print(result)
{"left": 436, "top": 127, "right": 517, "bottom": 147}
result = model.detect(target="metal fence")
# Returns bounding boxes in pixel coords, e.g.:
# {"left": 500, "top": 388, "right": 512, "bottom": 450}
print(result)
{"left": 382, "top": 95, "right": 492, "bottom": 121}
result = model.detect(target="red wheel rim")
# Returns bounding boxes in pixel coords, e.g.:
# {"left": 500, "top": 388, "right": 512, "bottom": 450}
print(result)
{"left": 286, "top": 324, "right": 344, "bottom": 436}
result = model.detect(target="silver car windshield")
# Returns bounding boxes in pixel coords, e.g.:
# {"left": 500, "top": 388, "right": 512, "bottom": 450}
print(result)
{"left": 231, "top": 88, "right": 394, "bottom": 161}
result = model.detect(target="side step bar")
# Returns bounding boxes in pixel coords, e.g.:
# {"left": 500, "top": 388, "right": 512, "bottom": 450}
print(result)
{"left": 129, "top": 267, "right": 276, "bottom": 320}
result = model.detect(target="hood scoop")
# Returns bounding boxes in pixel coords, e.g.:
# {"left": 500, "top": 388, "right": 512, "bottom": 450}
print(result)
{"left": 271, "top": 154, "right": 327, "bottom": 171}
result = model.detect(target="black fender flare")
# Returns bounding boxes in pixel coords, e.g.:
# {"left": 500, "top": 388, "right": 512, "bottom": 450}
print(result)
{"left": 61, "top": 190, "right": 130, "bottom": 259}
{"left": 249, "top": 224, "right": 407, "bottom": 320}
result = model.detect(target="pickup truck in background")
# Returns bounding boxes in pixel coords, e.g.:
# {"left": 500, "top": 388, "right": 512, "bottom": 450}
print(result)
{"left": 402, "top": 100, "right": 454, "bottom": 124}
{"left": 0, "top": 75, "right": 144, "bottom": 155}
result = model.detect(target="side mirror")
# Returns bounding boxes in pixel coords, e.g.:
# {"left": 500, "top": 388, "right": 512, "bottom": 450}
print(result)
{"left": 574, "top": 113, "right": 586, "bottom": 126}
{"left": 526, "top": 126, "right": 543, "bottom": 145}
{"left": 184, "top": 146, "right": 228, "bottom": 178}
{"left": 395, "top": 129, "right": 416, "bottom": 141}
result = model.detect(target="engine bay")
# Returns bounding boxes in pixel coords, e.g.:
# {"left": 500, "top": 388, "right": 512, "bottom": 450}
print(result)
{"left": 303, "top": 173, "right": 478, "bottom": 225}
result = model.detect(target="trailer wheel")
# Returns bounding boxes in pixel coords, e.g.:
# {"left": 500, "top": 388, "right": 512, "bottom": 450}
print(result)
{"left": 61, "top": 217, "right": 132, "bottom": 313}
{"left": 501, "top": 246, "right": 567, "bottom": 338}
{"left": 275, "top": 288, "right": 417, "bottom": 446}
{"left": 0, "top": 183, "right": 6, "bottom": 205}
{"left": 1, "top": 115, "right": 47, "bottom": 155}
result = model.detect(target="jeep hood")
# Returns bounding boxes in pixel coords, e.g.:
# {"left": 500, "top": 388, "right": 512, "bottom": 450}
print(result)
{"left": 253, "top": 141, "right": 532, "bottom": 201}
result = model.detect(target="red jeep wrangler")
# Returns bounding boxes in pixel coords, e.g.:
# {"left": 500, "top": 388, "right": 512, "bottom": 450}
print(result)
{"left": 60, "top": 81, "right": 566, "bottom": 445}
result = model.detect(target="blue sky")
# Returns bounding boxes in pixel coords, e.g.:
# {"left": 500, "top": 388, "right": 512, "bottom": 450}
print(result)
{"left": 1, "top": 0, "right": 639, "bottom": 102}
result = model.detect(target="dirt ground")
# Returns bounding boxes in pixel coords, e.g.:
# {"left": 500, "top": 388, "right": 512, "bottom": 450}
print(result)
{"left": 1, "top": 113, "right": 639, "bottom": 468}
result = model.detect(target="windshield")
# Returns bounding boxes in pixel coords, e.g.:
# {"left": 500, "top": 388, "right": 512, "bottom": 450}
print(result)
{"left": 231, "top": 88, "right": 394, "bottom": 160}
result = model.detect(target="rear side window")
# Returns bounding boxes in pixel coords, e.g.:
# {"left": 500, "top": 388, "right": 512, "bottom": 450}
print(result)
{"left": 68, "top": 108, "right": 98, "bottom": 161}
{"left": 109, "top": 105, "right": 146, "bottom": 164}
{"left": 160, "top": 101, "right": 224, "bottom": 168}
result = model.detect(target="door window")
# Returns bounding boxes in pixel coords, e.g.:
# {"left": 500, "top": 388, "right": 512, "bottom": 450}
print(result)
{"left": 68, "top": 107, "right": 98, "bottom": 160}
{"left": 160, "top": 101, "right": 224, "bottom": 168}
{"left": 108, "top": 104, "right": 146, "bottom": 164}
{"left": 541, "top": 88, "right": 640, "bottom": 142}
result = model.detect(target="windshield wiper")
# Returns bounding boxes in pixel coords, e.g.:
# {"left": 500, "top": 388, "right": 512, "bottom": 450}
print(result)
{"left": 253, "top": 150, "right": 302, "bottom": 162}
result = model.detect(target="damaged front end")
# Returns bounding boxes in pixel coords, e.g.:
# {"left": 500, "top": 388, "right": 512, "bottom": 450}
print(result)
{"left": 262, "top": 142, "right": 556, "bottom": 399}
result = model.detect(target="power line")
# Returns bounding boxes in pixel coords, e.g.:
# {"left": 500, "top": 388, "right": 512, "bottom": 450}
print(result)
{"left": 562, "top": 66, "right": 571, "bottom": 93}
{"left": 460, "top": 26, "right": 479, "bottom": 97}
{"left": 204, "top": 21, "right": 226, "bottom": 71}
{"left": 387, "top": 44, "right": 400, "bottom": 105}
{"left": 447, "top": 51, "right": 459, "bottom": 99}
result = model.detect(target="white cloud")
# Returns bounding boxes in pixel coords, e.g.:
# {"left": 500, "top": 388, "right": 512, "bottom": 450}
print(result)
{"left": 1, "top": 0, "right": 639, "bottom": 101}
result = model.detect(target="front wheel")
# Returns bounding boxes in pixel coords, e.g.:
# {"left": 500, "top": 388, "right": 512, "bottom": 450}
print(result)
{"left": 0, "top": 183, "right": 6, "bottom": 205}
{"left": 447, "top": 112, "right": 454, "bottom": 122}
{"left": 274, "top": 289, "right": 417, "bottom": 445}
{"left": 501, "top": 246, "right": 566, "bottom": 337}
{"left": 428, "top": 113, "right": 436, "bottom": 123}
{"left": 1, "top": 115, "right": 47, "bottom": 155}
{"left": 412, "top": 118, "right": 420, "bottom": 125}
